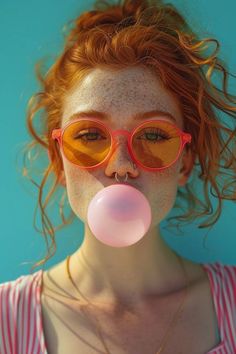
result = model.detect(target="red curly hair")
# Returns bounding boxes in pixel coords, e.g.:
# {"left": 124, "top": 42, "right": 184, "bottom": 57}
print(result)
{"left": 21, "top": 0, "right": 236, "bottom": 272}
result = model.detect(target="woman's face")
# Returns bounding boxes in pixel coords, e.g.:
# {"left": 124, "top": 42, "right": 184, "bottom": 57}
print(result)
{"left": 60, "top": 66, "right": 190, "bottom": 229}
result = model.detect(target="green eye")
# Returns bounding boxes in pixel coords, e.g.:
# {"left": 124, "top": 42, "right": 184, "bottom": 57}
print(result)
{"left": 137, "top": 128, "right": 170, "bottom": 142}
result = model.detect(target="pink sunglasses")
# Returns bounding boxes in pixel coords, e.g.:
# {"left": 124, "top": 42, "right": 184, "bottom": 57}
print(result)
{"left": 52, "top": 117, "right": 192, "bottom": 171}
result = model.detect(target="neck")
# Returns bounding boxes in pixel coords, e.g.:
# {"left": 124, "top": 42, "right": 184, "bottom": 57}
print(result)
{"left": 68, "top": 225, "right": 188, "bottom": 308}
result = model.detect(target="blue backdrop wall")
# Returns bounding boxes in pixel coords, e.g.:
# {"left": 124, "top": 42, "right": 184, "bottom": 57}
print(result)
{"left": 1, "top": 0, "right": 236, "bottom": 283}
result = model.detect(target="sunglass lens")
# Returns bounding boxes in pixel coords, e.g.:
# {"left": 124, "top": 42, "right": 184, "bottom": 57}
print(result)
{"left": 62, "top": 120, "right": 111, "bottom": 167}
{"left": 131, "top": 121, "right": 181, "bottom": 168}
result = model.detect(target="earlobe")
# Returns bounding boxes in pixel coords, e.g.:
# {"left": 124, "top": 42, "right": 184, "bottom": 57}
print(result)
{"left": 177, "top": 149, "right": 195, "bottom": 187}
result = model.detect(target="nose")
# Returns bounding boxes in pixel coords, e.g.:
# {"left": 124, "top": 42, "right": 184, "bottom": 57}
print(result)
{"left": 104, "top": 138, "right": 139, "bottom": 179}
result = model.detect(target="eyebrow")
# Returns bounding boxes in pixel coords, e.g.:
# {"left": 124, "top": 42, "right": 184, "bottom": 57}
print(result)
{"left": 68, "top": 109, "right": 177, "bottom": 123}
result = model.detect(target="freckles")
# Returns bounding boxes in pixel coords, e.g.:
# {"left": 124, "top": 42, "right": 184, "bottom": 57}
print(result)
{"left": 148, "top": 168, "right": 179, "bottom": 204}
{"left": 149, "top": 175, "right": 177, "bottom": 202}
{"left": 63, "top": 161, "right": 100, "bottom": 207}
{"left": 63, "top": 160, "right": 86, "bottom": 193}
{"left": 150, "top": 164, "right": 178, "bottom": 182}
{"left": 97, "top": 74, "right": 157, "bottom": 110}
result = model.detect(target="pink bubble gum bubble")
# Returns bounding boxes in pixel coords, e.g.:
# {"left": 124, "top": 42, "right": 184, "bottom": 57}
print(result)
{"left": 87, "top": 184, "right": 152, "bottom": 248}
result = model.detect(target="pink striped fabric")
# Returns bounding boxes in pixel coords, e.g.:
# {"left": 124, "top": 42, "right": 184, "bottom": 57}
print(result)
{"left": 0, "top": 262, "right": 235, "bottom": 354}
{"left": 202, "top": 263, "right": 236, "bottom": 354}
{"left": 0, "top": 270, "right": 47, "bottom": 354}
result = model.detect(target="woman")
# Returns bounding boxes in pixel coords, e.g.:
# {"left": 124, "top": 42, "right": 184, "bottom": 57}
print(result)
{"left": 1, "top": 0, "right": 236, "bottom": 353}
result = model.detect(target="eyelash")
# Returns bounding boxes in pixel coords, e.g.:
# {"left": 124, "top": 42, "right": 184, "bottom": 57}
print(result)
{"left": 138, "top": 129, "right": 170, "bottom": 142}
{"left": 74, "top": 129, "right": 170, "bottom": 142}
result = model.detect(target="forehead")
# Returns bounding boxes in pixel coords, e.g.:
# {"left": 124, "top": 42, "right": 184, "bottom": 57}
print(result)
{"left": 62, "top": 66, "right": 183, "bottom": 128}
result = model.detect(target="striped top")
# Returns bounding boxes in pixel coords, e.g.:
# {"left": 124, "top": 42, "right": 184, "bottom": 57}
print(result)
{"left": 0, "top": 262, "right": 236, "bottom": 354}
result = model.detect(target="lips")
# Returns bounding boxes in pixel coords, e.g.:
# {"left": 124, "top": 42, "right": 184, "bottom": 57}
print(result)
{"left": 104, "top": 181, "right": 142, "bottom": 191}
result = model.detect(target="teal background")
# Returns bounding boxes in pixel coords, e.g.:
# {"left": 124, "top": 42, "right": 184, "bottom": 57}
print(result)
{"left": 1, "top": 0, "right": 236, "bottom": 283}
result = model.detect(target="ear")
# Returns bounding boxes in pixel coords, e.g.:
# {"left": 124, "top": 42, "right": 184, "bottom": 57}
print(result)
{"left": 177, "top": 148, "right": 195, "bottom": 187}
{"left": 47, "top": 149, "right": 66, "bottom": 187}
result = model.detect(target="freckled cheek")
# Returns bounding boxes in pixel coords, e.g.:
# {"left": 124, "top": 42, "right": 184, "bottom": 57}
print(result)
{"left": 62, "top": 162, "right": 94, "bottom": 221}
{"left": 146, "top": 168, "right": 179, "bottom": 225}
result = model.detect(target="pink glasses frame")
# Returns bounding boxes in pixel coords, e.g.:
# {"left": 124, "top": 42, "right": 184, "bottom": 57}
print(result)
{"left": 51, "top": 117, "right": 192, "bottom": 171}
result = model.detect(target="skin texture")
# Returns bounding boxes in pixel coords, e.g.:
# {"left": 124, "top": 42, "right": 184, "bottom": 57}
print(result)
{"left": 57, "top": 66, "right": 194, "bottom": 309}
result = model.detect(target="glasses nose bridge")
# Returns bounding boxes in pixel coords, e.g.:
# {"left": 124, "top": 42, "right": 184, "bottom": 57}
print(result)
{"left": 112, "top": 128, "right": 130, "bottom": 145}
